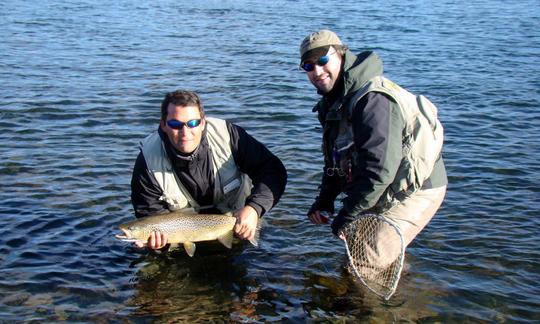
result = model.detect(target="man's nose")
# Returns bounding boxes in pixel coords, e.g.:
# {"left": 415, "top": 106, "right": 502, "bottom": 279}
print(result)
{"left": 175, "top": 124, "right": 189, "bottom": 134}
{"left": 313, "top": 64, "right": 325, "bottom": 74}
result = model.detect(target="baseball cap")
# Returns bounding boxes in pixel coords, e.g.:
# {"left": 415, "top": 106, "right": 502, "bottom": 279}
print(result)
{"left": 299, "top": 29, "right": 343, "bottom": 63}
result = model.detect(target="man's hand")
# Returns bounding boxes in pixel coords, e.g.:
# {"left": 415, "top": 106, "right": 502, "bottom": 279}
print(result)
{"left": 307, "top": 210, "right": 330, "bottom": 225}
{"left": 234, "top": 205, "right": 259, "bottom": 241}
{"left": 135, "top": 230, "right": 168, "bottom": 250}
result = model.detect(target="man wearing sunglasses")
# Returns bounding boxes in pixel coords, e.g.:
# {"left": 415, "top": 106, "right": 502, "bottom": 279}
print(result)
{"left": 130, "top": 90, "right": 287, "bottom": 250}
{"left": 300, "top": 30, "right": 447, "bottom": 268}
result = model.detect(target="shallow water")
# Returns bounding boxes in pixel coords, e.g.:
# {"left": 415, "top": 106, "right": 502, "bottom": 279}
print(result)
{"left": 1, "top": 0, "right": 539, "bottom": 322}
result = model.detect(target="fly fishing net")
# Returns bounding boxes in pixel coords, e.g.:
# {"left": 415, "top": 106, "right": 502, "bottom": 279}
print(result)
{"left": 340, "top": 214, "right": 405, "bottom": 300}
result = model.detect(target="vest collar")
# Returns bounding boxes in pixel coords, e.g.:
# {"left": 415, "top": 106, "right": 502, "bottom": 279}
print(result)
{"left": 342, "top": 50, "right": 384, "bottom": 97}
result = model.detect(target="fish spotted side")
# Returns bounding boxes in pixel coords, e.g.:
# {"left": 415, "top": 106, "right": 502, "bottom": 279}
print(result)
{"left": 115, "top": 211, "right": 259, "bottom": 256}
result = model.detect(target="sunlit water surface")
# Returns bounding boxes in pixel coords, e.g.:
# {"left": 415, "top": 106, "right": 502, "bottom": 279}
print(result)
{"left": 1, "top": 0, "right": 539, "bottom": 322}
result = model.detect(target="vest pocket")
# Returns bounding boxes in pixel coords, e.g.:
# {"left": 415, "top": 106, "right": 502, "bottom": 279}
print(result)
{"left": 223, "top": 178, "right": 241, "bottom": 195}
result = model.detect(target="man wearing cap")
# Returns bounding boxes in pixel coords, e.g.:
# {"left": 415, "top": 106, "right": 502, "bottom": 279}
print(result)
{"left": 300, "top": 30, "right": 447, "bottom": 268}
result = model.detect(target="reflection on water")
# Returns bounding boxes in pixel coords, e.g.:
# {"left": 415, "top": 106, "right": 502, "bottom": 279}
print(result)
{"left": 129, "top": 250, "right": 249, "bottom": 322}
{"left": 127, "top": 250, "right": 439, "bottom": 322}
{"left": 1, "top": 0, "right": 539, "bottom": 321}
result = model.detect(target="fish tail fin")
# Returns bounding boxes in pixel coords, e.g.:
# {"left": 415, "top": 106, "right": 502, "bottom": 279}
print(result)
{"left": 248, "top": 219, "right": 262, "bottom": 247}
{"left": 217, "top": 230, "right": 234, "bottom": 249}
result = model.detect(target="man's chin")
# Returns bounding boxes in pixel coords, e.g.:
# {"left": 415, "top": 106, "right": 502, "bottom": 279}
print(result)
{"left": 315, "top": 81, "right": 333, "bottom": 94}
{"left": 176, "top": 143, "right": 195, "bottom": 154}
{"left": 316, "top": 85, "right": 332, "bottom": 94}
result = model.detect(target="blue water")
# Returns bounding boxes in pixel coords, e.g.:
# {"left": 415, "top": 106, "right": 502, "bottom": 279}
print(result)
{"left": 1, "top": 0, "right": 539, "bottom": 321}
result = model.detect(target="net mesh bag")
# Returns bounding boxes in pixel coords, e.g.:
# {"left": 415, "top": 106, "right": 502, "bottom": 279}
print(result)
{"left": 340, "top": 214, "right": 405, "bottom": 300}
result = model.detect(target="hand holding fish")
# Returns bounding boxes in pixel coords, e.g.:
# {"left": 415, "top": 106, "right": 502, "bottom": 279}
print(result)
{"left": 134, "top": 230, "right": 168, "bottom": 250}
{"left": 234, "top": 205, "right": 259, "bottom": 241}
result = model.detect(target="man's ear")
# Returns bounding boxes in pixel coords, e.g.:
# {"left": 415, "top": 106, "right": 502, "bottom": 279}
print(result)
{"left": 160, "top": 120, "right": 166, "bottom": 131}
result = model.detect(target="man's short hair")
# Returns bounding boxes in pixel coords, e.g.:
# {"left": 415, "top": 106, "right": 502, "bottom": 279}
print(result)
{"left": 160, "top": 90, "right": 205, "bottom": 121}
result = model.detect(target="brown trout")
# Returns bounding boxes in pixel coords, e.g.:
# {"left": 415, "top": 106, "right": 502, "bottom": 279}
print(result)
{"left": 115, "top": 211, "right": 258, "bottom": 257}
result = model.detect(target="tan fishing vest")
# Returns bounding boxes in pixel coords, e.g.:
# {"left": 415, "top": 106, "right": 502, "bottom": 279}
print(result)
{"left": 336, "top": 76, "right": 444, "bottom": 208}
{"left": 139, "top": 117, "right": 252, "bottom": 213}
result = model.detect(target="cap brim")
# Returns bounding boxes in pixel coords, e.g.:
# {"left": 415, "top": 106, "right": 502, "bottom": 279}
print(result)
{"left": 300, "top": 46, "right": 330, "bottom": 65}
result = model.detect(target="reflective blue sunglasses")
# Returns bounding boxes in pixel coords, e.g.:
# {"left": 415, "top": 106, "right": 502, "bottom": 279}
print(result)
{"left": 301, "top": 52, "right": 334, "bottom": 72}
{"left": 166, "top": 118, "right": 202, "bottom": 130}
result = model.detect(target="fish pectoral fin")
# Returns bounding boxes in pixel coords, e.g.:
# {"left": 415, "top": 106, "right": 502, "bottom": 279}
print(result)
{"left": 183, "top": 242, "right": 196, "bottom": 257}
{"left": 217, "top": 231, "right": 234, "bottom": 249}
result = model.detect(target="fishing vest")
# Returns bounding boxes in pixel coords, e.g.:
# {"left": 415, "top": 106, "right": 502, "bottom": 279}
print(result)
{"left": 330, "top": 76, "right": 444, "bottom": 209}
{"left": 139, "top": 117, "right": 252, "bottom": 213}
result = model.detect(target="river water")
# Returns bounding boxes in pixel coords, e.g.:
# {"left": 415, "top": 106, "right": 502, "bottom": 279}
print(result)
{"left": 1, "top": 0, "right": 539, "bottom": 322}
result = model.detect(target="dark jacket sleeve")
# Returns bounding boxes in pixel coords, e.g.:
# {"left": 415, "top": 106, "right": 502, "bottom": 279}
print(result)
{"left": 130, "top": 152, "right": 169, "bottom": 218}
{"left": 341, "top": 92, "right": 404, "bottom": 216}
{"left": 308, "top": 170, "right": 343, "bottom": 215}
{"left": 227, "top": 122, "right": 287, "bottom": 217}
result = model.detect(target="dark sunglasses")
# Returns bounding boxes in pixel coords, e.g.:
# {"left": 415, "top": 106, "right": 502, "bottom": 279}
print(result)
{"left": 166, "top": 118, "right": 202, "bottom": 130}
{"left": 301, "top": 52, "right": 335, "bottom": 72}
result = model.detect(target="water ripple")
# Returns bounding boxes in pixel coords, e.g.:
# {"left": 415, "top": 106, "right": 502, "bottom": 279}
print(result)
{"left": 0, "top": 0, "right": 539, "bottom": 322}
